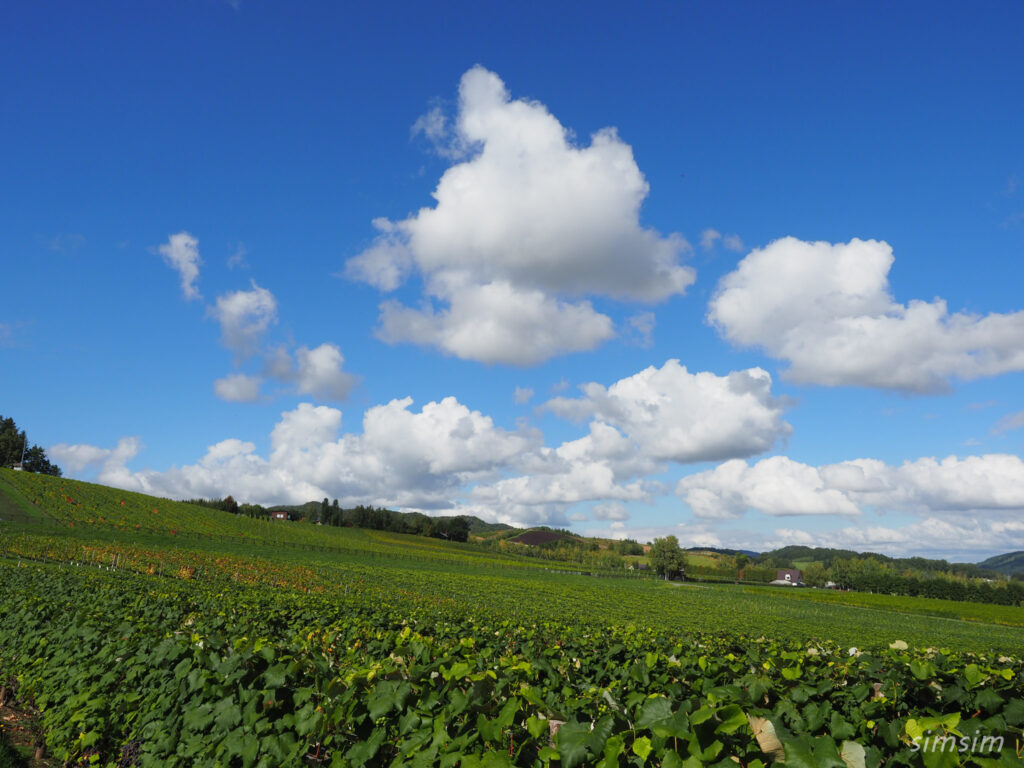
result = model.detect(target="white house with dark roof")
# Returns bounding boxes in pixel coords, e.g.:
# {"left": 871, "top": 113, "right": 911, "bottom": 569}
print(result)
{"left": 770, "top": 568, "right": 804, "bottom": 586}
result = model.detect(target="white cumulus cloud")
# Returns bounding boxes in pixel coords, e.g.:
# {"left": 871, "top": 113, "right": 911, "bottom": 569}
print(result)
{"left": 48, "top": 443, "right": 115, "bottom": 473}
{"left": 543, "top": 360, "right": 791, "bottom": 463}
{"left": 346, "top": 65, "right": 694, "bottom": 364}
{"left": 51, "top": 438, "right": 143, "bottom": 483}
{"left": 54, "top": 361, "right": 796, "bottom": 527}
{"left": 678, "top": 456, "right": 863, "bottom": 519}
{"left": 75, "top": 399, "right": 541, "bottom": 513}
{"left": 709, "top": 237, "right": 1024, "bottom": 392}
{"left": 678, "top": 453, "right": 1024, "bottom": 520}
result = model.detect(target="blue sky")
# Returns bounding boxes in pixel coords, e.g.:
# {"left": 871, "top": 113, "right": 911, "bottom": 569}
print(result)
{"left": 3, "top": 1, "right": 1023, "bottom": 559}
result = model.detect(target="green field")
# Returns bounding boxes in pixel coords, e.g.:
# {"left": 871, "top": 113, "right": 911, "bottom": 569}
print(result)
{"left": 1, "top": 469, "right": 1022, "bottom": 767}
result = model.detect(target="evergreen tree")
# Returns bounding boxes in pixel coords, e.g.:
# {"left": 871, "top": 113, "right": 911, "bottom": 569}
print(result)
{"left": 0, "top": 415, "right": 61, "bottom": 476}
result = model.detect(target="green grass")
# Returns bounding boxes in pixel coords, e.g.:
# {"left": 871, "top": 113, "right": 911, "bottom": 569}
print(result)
{"left": 0, "top": 741, "right": 28, "bottom": 768}
{"left": 738, "top": 583, "right": 1024, "bottom": 628}
{"left": 683, "top": 552, "right": 721, "bottom": 568}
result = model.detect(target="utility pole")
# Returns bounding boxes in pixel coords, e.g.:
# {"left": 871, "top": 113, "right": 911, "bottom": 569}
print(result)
{"left": 14, "top": 432, "right": 27, "bottom": 471}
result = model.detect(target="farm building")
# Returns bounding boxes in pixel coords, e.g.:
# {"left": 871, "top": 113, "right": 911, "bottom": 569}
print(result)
{"left": 271, "top": 511, "right": 291, "bottom": 521}
{"left": 770, "top": 568, "right": 804, "bottom": 586}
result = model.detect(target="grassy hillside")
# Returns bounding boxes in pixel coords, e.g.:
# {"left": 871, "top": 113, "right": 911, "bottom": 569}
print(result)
{"left": 0, "top": 469, "right": 564, "bottom": 573}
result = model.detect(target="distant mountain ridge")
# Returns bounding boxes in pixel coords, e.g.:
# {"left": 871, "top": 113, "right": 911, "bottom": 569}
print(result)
{"left": 686, "top": 546, "right": 760, "bottom": 558}
{"left": 976, "top": 551, "right": 1024, "bottom": 576}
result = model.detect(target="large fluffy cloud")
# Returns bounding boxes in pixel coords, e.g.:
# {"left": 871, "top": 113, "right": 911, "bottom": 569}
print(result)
{"left": 51, "top": 360, "right": 793, "bottom": 526}
{"left": 54, "top": 360, "right": 787, "bottom": 526}
{"left": 708, "top": 237, "right": 1024, "bottom": 392}
{"left": 157, "top": 232, "right": 202, "bottom": 301}
{"left": 678, "top": 453, "right": 1024, "bottom": 519}
{"left": 346, "top": 66, "right": 694, "bottom": 364}
{"left": 677, "top": 457, "right": 862, "bottom": 519}
{"left": 543, "top": 360, "right": 791, "bottom": 463}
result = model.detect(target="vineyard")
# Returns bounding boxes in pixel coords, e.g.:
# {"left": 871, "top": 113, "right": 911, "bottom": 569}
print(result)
{"left": 1, "top": 470, "right": 1023, "bottom": 766}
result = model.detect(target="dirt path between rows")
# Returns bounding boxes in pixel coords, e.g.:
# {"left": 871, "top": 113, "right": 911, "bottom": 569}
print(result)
{"left": 0, "top": 701, "right": 55, "bottom": 768}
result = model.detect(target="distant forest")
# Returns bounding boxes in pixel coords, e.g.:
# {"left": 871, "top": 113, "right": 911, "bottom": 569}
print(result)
{"left": 682, "top": 544, "right": 1024, "bottom": 606}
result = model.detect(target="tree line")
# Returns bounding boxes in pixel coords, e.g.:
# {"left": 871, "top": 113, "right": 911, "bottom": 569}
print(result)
{"left": 185, "top": 495, "right": 471, "bottom": 542}
{"left": 647, "top": 536, "right": 1024, "bottom": 606}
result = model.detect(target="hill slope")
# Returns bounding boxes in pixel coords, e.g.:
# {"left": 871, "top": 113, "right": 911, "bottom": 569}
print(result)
{"left": 977, "top": 551, "right": 1024, "bottom": 576}
{"left": 0, "top": 468, "right": 570, "bottom": 573}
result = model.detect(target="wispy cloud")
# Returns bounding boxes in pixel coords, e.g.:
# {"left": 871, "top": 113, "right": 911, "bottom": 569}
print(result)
{"left": 992, "top": 410, "right": 1024, "bottom": 435}
{"left": 156, "top": 232, "right": 202, "bottom": 301}
{"left": 227, "top": 243, "right": 249, "bottom": 269}
{"left": 513, "top": 386, "right": 534, "bottom": 405}
{"left": 627, "top": 311, "right": 655, "bottom": 348}
{"left": 44, "top": 233, "right": 86, "bottom": 253}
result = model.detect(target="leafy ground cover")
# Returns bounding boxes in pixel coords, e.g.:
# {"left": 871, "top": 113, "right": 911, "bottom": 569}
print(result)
{"left": 2, "top": 471, "right": 1024, "bottom": 766}
{"left": 3, "top": 527, "right": 1023, "bottom": 654}
{"left": 1, "top": 560, "right": 1022, "bottom": 768}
